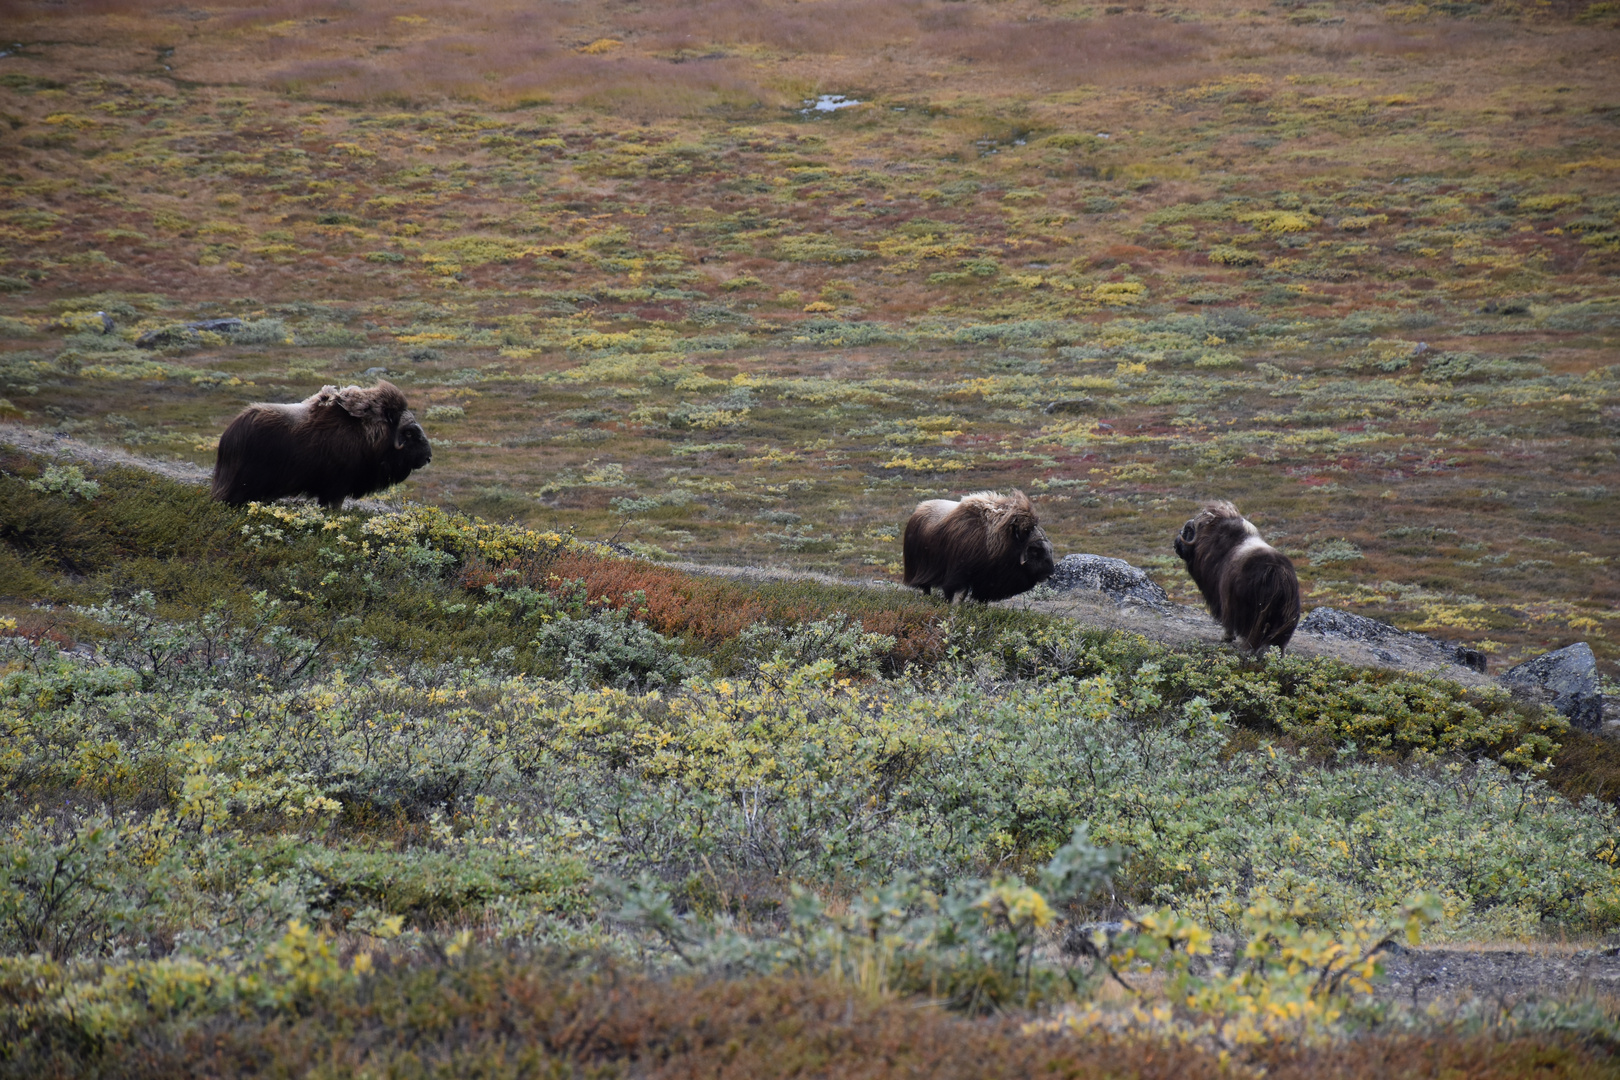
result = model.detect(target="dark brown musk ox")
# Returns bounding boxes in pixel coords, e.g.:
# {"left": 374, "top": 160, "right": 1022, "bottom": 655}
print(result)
{"left": 1174, "top": 500, "right": 1301, "bottom": 654}
{"left": 902, "top": 489, "right": 1056, "bottom": 602}
{"left": 211, "top": 381, "right": 432, "bottom": 508}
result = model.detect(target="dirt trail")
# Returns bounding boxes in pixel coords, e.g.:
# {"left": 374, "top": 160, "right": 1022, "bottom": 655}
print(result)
{"left": 1, "top": 425, "right": 213, "bottom": 486}
{"left": 0, "top": 425, "right": 1517, "bottom": 689}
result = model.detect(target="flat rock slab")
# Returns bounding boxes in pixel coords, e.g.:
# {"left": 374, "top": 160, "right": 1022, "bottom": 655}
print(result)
{"left": 1298, "top": 606, "right": 1488, "bottom": 673}
{"left": 1503, "top": 642, "right": 1603, "bottom": 730}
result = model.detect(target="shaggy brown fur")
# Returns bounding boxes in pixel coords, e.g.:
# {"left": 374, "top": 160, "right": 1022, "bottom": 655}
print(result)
{"left": 1174, "top": 501, "right": 1301, "bottom": 654}
{"left": 211, "top": 381, "right": 432, "bottom": 508}
{"left": 902, "top": 489, "right": 1056, "bottom": 602}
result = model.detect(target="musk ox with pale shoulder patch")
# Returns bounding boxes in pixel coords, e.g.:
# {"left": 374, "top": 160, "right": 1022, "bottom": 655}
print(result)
{"left": 1174, "top": 501, "right": 1301, "bottom": 654}
{"left": 211, "top": 380, "right": 431, "bottom": 508}
{"left": 903, "top": 489, "right": 1056, "bottom": 602}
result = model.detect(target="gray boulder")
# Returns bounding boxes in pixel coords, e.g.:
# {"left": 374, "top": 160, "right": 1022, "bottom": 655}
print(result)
{"left": 1502, "top": 642, "right": 1603, "bottom": 731}
{"left": 1297, "top": 606, "right": 1400, "bottom": 644}
{"left": 1044, "top": 554, "right": 1170, "bottom": 609}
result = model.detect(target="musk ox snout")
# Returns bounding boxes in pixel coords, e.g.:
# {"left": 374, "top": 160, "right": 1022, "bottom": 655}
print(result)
{"left": 394, "top": 412, "right": 432, "bottom": 468}
{"left": 1174, "top": 500, "right": 1300, "bottom": 655}
{"left": 903, "top": 489, "right": 1054, "bottom": 603}
{"left": 1022, "top": 527, "right": 1057, "bottom": 583}
{"left": 211, "top": 380, "right": 433, "bottom": 509}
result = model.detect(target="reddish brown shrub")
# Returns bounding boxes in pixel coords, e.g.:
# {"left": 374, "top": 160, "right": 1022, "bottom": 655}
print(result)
{"left": 86, "top": 963, "right": 1619, "bottom": 1080}
{"left": 494, "top": 550, "right": 951, "bottom": 665}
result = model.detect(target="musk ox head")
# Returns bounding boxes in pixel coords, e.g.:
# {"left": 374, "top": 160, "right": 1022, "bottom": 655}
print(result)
{"left": 902, "top": 489, "right": 1056, "bottom": 603}
{"left": 211, "top": 380, "right": 432, "bottom": 508}
{"left": 1174, "top": 501, "right": 1300, "bottom": 655}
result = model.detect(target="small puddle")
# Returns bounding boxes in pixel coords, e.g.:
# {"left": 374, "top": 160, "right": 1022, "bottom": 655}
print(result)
{"left": 802, "top": 94, "right": 861, "bottom": 115}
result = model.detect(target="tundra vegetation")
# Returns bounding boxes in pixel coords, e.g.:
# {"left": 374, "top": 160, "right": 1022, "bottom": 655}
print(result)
{"left": 1, "top": 0, "right": 1618, "bottom": 1073}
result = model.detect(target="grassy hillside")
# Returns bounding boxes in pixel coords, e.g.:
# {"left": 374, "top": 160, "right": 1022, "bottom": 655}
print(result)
{"left": 0, "top": 0, "right": 1615, "bottom": 673}
{"left": 2, "top": 0, "right": 1618, "bottom": 1072}
{"left": 3, "top": 451, "right": 1620, "bottom": 1074}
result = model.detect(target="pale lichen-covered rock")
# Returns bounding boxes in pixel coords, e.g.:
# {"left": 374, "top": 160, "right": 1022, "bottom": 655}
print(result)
{"left": 1502, "top": 642, "right": 1602, "bottom": 731}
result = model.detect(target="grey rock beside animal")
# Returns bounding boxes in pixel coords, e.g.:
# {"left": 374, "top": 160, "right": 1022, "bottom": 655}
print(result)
{"left": 1174, "top": 501, "right": 1301, "bottom": 654}
{"left": 1043, "top": 554, "right": 1171, "bottom": 610}
{"left": 1502, "top": 642, "right": 1604, "bottom": 731}
{"left": 211, "top": 381, "right": 431, "bottom": 509}
{"left": 902, "top": 489, "right": 1056, "bottom": 602}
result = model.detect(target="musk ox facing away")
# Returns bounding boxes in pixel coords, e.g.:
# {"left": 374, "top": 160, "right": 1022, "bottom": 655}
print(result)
{"left": 903, "top": 489, "right": 1056, "bottom": 602}
{"left": 211, "top": 381, "right": 431, "bottom": 508}
{"left": 1174, "top": 501, "right": 1301, "bottom": 654}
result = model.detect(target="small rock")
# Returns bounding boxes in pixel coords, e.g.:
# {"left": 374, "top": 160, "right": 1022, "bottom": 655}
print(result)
{"left": 1044, "top": 554, "right": 1170, "bottom": 609}
{"left": 1453, "top": 645, "right": 1487, "bottom": 673}
{"left": 1502, "top": 642, "right": 1603, "bottom": 731}
{"left": 1043, "top": 398, "right": 1098, "bottom": 414}
{"left": 364, "top": 366, "right": 390, "bottom": 377}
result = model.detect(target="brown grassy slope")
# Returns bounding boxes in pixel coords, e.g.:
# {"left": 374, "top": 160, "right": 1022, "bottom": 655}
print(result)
{"left": 53, "top": 963, "right": 1617, "bottom": 1080}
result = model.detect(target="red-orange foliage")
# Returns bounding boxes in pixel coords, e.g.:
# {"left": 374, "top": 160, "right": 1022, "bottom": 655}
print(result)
{"left": 495, "top": 550, "right": 949, "bottom": 663}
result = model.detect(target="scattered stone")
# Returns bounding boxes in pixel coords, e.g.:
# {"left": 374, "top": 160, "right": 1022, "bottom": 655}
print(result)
{"left": 1502, "top": 642, "right": 1603, "bottom": 730}
{"left": 1043, "top": 554, "right": 1170, "bottom": 609}
{"left": 364, "top": 366, "right": 390, "bottom": 377}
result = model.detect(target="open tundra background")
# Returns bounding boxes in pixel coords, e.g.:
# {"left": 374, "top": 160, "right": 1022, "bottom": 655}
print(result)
{"left": 1, "top": 0, "right": 1619, "bottom": 1075}
{"left": 0, "top": 0, "right": 1614, "bottom": 669}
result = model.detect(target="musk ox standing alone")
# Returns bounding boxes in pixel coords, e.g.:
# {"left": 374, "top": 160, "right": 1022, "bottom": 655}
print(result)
{"left": 211, "top": 380, "right": 431, "bottom": 508}
{"left": 902, "top": 489, "right": 1056, "bottom": 602}
{"left": 1174, "top": 501, "right": 1300, "bottom": 654}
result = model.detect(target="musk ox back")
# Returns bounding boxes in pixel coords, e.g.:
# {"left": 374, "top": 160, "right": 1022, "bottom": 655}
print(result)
{"left": 211, "top": 380, "right": 432, "bottom": 508}
{"left": 903, "top": 489, "right": 1056, "bottom": 602}
{"left": 1174, "top": 501, "right": 1300, "bottom": 654}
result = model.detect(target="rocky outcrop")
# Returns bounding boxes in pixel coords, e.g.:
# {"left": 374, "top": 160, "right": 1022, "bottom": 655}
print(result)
{"left": 1502, "top": 642, "right": 1603, "bottom": 731}
{"left": 1296, "top": 607, "right": 1487, "bottom": 673}
{"left": 1042, "top": 554, "right": 1170, "bottom": 610}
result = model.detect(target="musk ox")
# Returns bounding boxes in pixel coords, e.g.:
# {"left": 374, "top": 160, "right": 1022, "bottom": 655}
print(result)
{"left": 1174, "top": 501, "right": 1301, "bottom": 654}
{"left": 902, "top": 489, "right": 1056, "bottom": 602}
{"left": 211, "top": 380, "right": 431, "bottom": 508}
